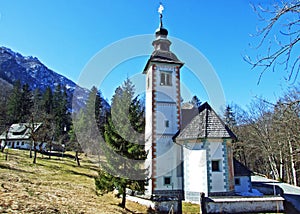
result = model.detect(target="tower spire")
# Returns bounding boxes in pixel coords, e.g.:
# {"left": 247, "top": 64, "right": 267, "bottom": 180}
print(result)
{"left": 155, "top": 3, "right": 168, "bottom": 37}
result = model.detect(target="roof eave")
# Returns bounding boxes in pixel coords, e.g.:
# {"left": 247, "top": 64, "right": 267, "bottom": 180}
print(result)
{"left": 143, "top": 57, "right": 184, "bottom": 74}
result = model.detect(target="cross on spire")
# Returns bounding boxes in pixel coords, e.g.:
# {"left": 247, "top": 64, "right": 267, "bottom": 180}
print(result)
{"left": 158, "top": 3, "right": 164, "bottom": 28}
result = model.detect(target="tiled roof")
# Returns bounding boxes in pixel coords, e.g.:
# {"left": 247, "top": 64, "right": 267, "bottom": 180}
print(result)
{"left": 0, "top": 123, "right": 42, "bottom": 140}
{"left": 234, "top": 158, "right": 252, "bottom": 176}
{"left": 176, "top": 102, "right": 236, "bottom": 140}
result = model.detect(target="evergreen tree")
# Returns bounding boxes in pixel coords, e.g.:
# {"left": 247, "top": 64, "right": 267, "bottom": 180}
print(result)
{"left": 52, "top": 84, "right": 71, "bottom": 140}
{"left": 190, "top": 95, "right": 201, "bottom": 108}
{"left": 32, "top": 88, "right": 43, "bottom": 117}
{"left": 41, "top": 86, "right": 53, "bottom": 115}
{"left": 67, "top": 125, "right": 82, "bottom": 166}
{"left": 0, "top": 81, "right": 12, "bottom": 128}
{"left": 20, "top": 83, "right": 33, "bottom": 122}
{"left": 72, "top": 86, "right": 107, "bottom": 157}
{"left": 7, "top": 80, "right": 23, "bottom": 123}
{"left": 7, "top": 81, "right": 34, "bottom": 123}
{"left": 86, "top": 86, "right": 104, "bottom": 135}
{"left": 95, "top": 79, "right": 147, "bottom": 209}
{"left": 224, "top": 105, "right": 237, "bottom": 129}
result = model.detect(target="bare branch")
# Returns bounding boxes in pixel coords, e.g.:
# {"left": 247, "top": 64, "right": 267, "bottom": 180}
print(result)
{"left": 246, "top": 1, "right": 300, "bottom": 83}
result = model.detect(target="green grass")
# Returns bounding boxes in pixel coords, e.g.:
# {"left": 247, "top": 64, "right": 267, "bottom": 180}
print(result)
{"left": 0, "top": 149, "right": 148, "bottom": 213}
{"left": 182, "top": 202, "right": 200, "bottom": 214}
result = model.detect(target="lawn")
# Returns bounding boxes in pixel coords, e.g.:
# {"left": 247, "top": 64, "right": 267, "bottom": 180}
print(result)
{"left": 0, "top": 149, "right": 148, "bottom": 213}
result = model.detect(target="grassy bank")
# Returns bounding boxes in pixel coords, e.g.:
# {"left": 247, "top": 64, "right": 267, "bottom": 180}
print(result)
{"left": 0, "top": 149, "right": 148, "bottom": 213}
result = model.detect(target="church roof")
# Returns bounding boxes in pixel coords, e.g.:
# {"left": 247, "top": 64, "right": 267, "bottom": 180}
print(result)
{"left": 234, "top": 158, "right": 252, "bottom": 176}
{"left": 176, "top": 102, "right": 237, "bottom": 140}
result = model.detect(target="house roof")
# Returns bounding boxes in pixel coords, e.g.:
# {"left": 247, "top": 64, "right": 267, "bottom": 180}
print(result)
{"left": 176, "top": 102, "right": 237, "bottom": 140}
{"left": 234, "top": 158, "right": 252, "bottom": 176}
{"left": 0, "top": 123, "right": 42, "bottom": 140}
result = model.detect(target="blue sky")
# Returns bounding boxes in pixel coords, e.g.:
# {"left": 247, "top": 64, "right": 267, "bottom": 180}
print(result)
{"left": 0, "top": 0, "right": 292, "bottom": 111}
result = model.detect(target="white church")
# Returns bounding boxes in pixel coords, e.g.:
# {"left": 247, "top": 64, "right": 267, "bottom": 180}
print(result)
{"left": 143, "top": 6, "right": 251, "bottom": 204}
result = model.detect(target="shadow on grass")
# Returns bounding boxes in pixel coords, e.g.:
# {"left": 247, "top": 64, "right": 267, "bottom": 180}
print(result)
{"left": 65, "top": 169, "right": 96, "bottom": 178}
{"left": 0, "top": 162, "right": 31, "bottom": 173}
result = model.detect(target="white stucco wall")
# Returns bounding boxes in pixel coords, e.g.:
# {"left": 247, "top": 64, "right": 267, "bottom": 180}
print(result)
{"left": 155, "top": 137, "right": 182, "bottom": 190}
{"left": 183, "top": 148, "right": 208, "bottom": 203}
{"left": 208, "top": 142, "right": 226, "bottom": 193}
{"left": 156, "top": 104, "right": 177, "bottom": 135}
{"left": 235, "top": 176, "right": 251, "bottom": 193}
{"left": 144, "top": 63, "right": 182, "bottom": 194}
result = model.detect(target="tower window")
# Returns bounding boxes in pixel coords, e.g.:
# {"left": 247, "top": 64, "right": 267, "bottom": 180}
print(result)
{"left": 164, "top": 176, "right": 171, "bottom": 185}
{"left": 160, "top": 72, "right": 172, "bottom": 86}
{"left": 235, "top": 178, "right": 241, "bottom": 186}
{"left": 212, "top": 160, "right": 221, "bottom": 172}
{"left": 165, "top": 120, "right": 169, "bottom": 128}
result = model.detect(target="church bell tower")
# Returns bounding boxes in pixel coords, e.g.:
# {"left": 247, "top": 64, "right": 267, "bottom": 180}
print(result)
{"left": 143, "top": 4, "right": 184, "bottom": 198}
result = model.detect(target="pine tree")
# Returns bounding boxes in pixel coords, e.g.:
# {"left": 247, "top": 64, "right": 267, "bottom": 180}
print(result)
{"left": 32, "top": 88, "right": 43, "bottom": 117}
{"left": 224, "top": 105, "right": 237, "bottom": 129}
{"left": 190, "top": 95, "right": 201, "bottom": 108}
{"left": 72, "top": 86, "right": 107, "bottom": 158}
{"left": 95, "top": 79, "right": 147, "bottom": 209}
{"left": 20, "top": 83, "right": 33, "bottom": 122}
{"left": 52, "top": 84, "right": 71, "bottom": 140}
{"left": 7, "top": 80, "right": 23, "bottom": 123}
{"left": 41, "top": 86, "right": 53, "bottom": 115}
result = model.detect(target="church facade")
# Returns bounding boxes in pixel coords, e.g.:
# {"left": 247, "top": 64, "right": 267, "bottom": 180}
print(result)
{"left": 143, "top": 9, "right": 238, "bottom": 203}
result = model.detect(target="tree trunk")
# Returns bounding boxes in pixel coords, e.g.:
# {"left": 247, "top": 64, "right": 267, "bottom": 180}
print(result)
{"left": 33, "top": 142, "right": 37, "bottom": 164}
{"left": 288, "top": 140, "right": 297, "bottom": 186}
{"left": 120, "top": 186, "right": 126, "bottom": 209}
{"left": 75, "top": 151, "right": 80, "bottom": 166}
{"left": 1, "top": 142, "right": 7, "bottom": 153}
{"left": 279, "top": 150, "right": 284, "bottom": 181}
{"left": 5, "top": 148, "right": 8, "bottom": 161}
{"left": 49, "top": 142, "right": 52, "bottom": 159}
{"left": 268, "top": 154, "right": 279, "bottom": 180}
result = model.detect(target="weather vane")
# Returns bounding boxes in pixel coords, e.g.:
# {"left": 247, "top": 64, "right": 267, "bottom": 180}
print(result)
{"left": 158, "top": 3, "right": 164, "bottom": 27}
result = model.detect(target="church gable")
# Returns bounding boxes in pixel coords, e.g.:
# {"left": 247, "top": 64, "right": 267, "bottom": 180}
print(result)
{"left": 177, "top": 102, "right": 236, "bottom": 140}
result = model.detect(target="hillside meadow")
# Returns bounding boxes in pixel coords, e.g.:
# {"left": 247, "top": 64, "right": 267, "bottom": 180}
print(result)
{"left": 0, "top": 149, "right": 151, "bottom": 213}
{"left": 0, "top": 149, "right": 201, "bottom": 213}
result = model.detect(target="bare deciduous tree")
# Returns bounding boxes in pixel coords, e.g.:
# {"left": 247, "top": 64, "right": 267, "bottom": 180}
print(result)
{"left": 233, "top": 85, "right": 300, "bottom": 185}
{"left": 245, "top": 1, "right": 300, "bottom": 83}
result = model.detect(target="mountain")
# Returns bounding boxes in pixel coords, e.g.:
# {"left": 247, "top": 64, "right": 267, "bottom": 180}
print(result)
{"left": 0, "top": 46, "right": 109, "bottom": 112}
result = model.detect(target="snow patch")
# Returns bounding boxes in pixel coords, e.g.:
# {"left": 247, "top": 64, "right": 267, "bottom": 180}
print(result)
{"left": 236, "top": 188, "right": 263, "bottom": 197}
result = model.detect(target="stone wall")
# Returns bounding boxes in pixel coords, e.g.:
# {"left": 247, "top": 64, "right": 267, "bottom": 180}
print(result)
{"left": 204, "top": 196, "right": 284, "bottom": 213}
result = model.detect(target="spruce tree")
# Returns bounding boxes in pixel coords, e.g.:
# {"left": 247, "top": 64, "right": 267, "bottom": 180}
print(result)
{"left": 20, "top": 83, "right": 33, "bottom": 122}
{"left": 95, "top": 79, "right": 147, "bottom": 209}
{"left": 224, "top": 105, "right": 237, "bottom": 129}
{"left": 7, "top": 80, "right": 22, "bottom": 123}
{"left": 32, "top": 88, "right": 43, "bottom": 117}
{"left": 52, "top": 84, "right": 71, "bottom": 140}
{"left": 191, "top": 95, "right": 201, "bottom": 108}
{"left": 72, "top": 86, "right": 107, "bottom": 157}
{"left": 41, "top": 86, "right": 53, "bottom": 115}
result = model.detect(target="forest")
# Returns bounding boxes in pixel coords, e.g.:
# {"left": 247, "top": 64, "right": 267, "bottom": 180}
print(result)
{"left": 224, "top": 85, "right": 300, "bottom": 186}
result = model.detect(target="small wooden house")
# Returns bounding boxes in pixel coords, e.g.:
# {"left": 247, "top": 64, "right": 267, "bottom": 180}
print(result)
{"left": 0, "top": 123, "right": 45, "bottom": 150}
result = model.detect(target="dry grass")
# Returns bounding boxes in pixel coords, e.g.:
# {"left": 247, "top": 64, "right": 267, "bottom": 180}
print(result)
{"left": 0, "top": 149, "right": 148, "bottom": 213}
